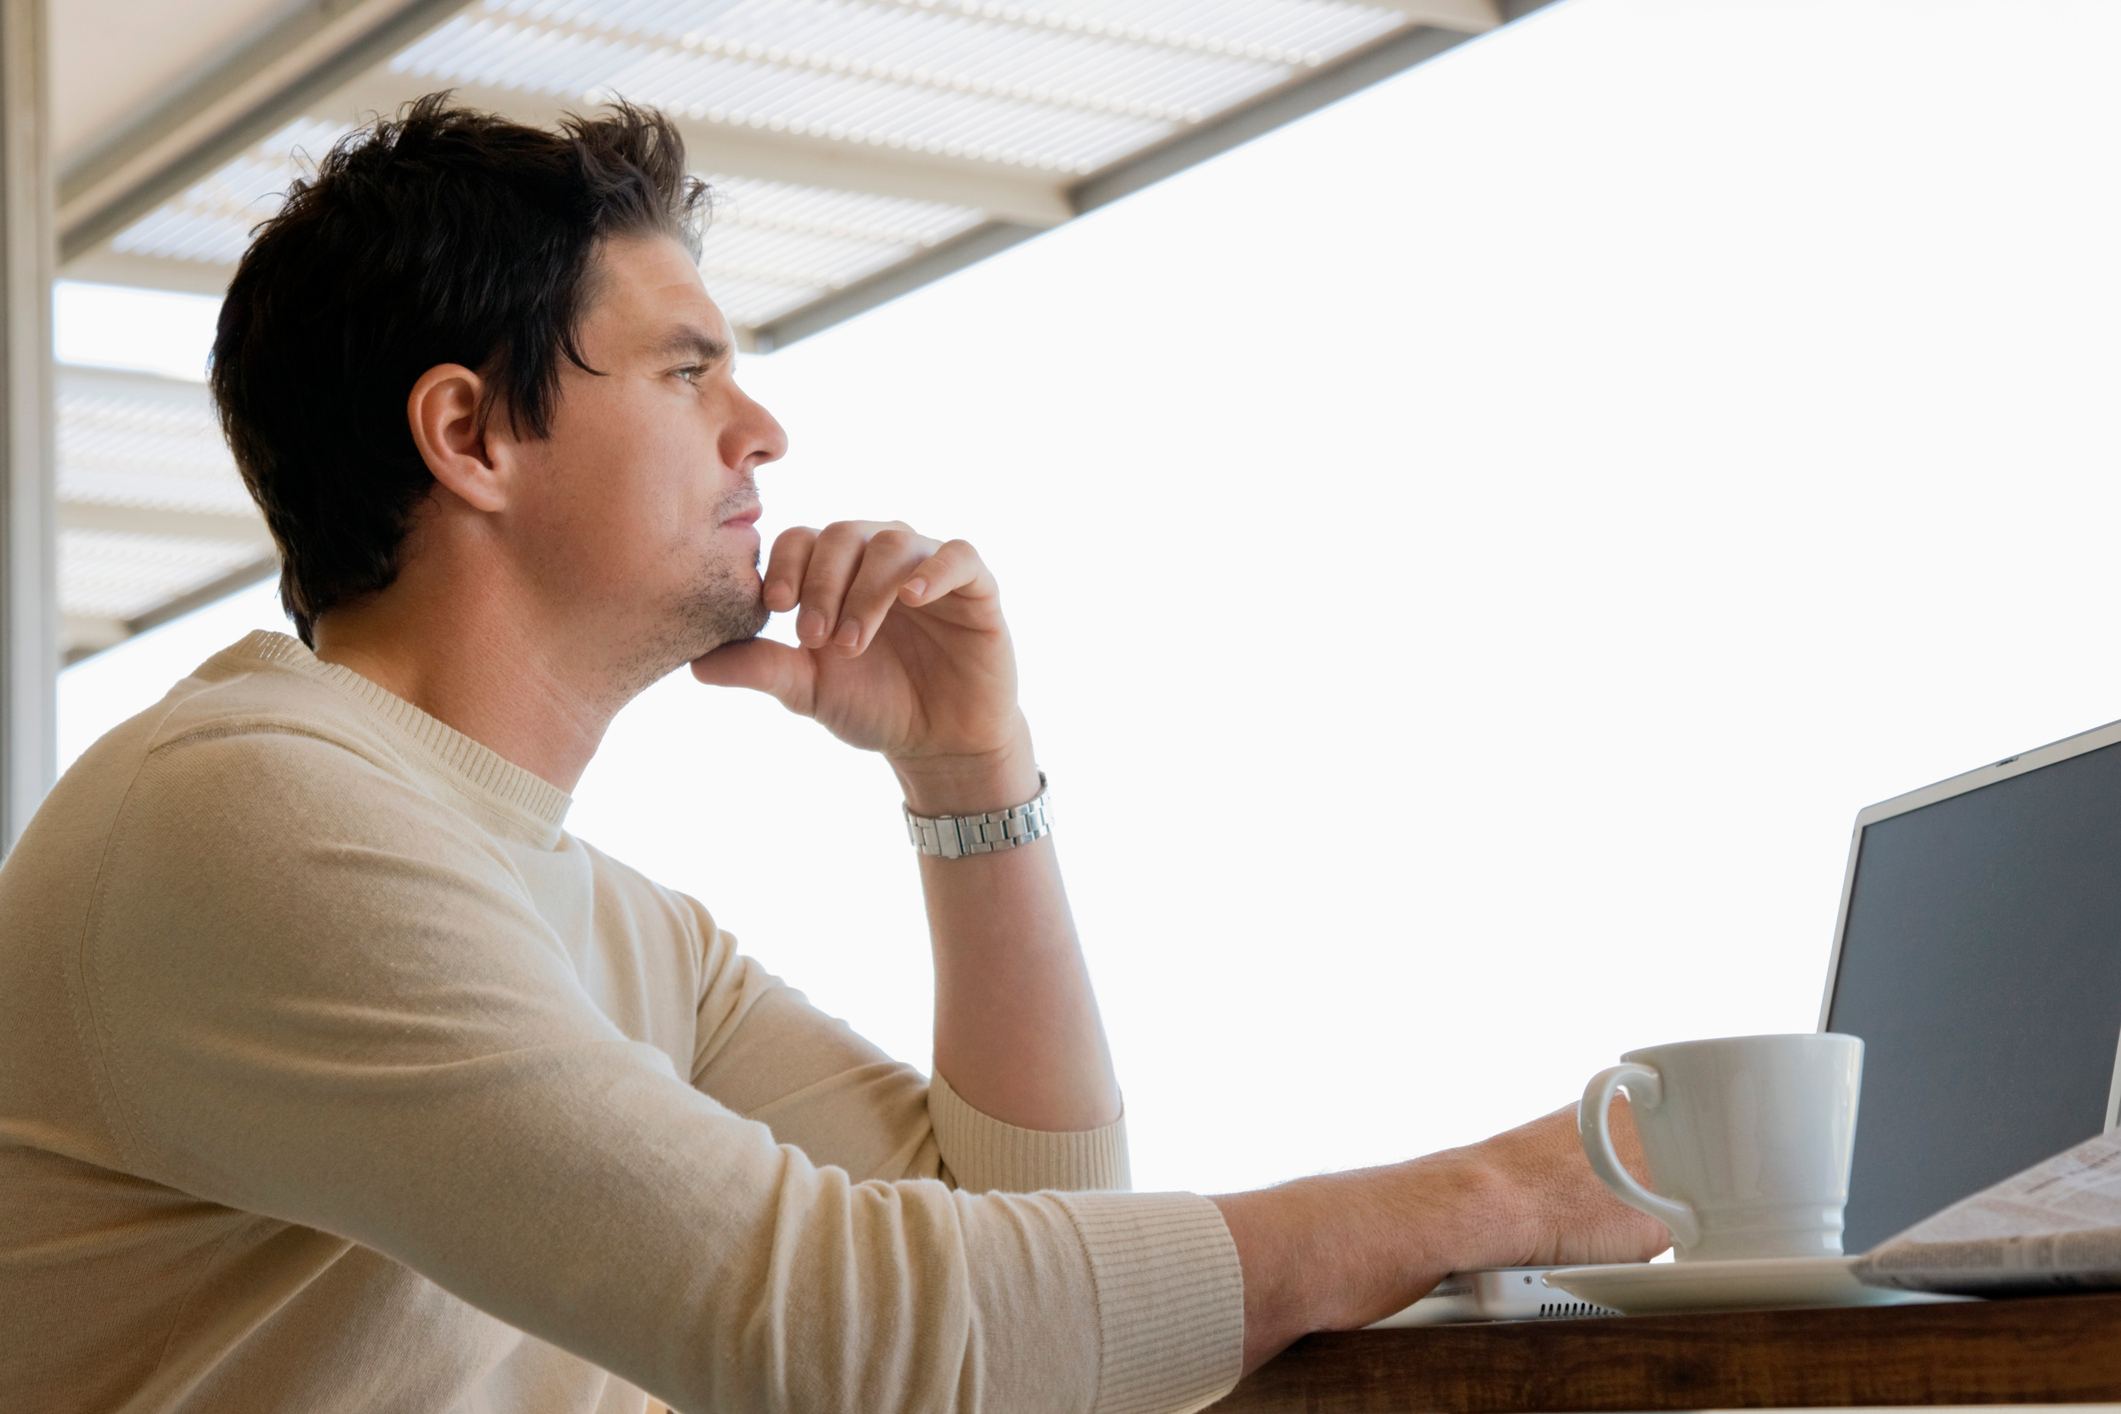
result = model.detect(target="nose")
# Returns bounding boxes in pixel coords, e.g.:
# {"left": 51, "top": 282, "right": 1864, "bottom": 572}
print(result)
{"left": 728, "top": 384, "right": 788, "bottom": 473}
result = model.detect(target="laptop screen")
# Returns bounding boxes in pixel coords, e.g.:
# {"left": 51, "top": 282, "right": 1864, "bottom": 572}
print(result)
{"left": 1827, "top": 735, "right": 2121, "bottom": 1253}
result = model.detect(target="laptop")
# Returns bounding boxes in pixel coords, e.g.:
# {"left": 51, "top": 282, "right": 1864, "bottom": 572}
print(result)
{"left": 1376, "top": 713, "right": 2121, "bottom": 1326}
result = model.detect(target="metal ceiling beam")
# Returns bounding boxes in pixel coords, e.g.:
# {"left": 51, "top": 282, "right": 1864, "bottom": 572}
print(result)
{"left": 751, "top": 220, "right": 1045, "bottom": 354}
{"left": 57, "top": 360, "right": 217, "bottom": 407}
{"left": 61, "top": 554, "right": 280, "bottom": 668}
{"left": 1071, "top": 22, "right": 1478, "bottom": 218}
{"left": 753, "top": 11, "right": 1551, "bottom": 352}
{"left": 58, "top": 502, "right": 271, "bottom": 547}
{"left": 61, "top": 613, "right": 126, "bottom": 654}
{"left": 2, "top": 0, "right": 54, "bottom": 853}
{"left": 58, "top": 0, "right": 477, "bottom": 263}
{"left": 61, "top": 249, "right": 231, "bottom": 298}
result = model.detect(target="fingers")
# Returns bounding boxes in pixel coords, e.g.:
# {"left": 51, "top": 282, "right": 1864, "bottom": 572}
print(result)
{"left": 900, "top": 538, "right": 996, "bottom": 608}
{"left": 760, "top": 520, "right": 992, "bottom": 656}
{"left": 797, "top": 523, "right": 872, "bottom": 649}
{"left": 761, "top": 526, "right": 819, "bottom": 618}
{"left": 834, "top": 526, "right": 937, "bottom": 653}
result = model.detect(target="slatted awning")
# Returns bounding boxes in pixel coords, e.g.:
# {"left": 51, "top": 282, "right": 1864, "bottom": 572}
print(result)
{"left": 52, "top": 0, "right": 1549, "bottom": 661}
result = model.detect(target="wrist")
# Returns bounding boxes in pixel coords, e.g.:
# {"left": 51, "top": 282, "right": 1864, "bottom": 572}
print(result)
{"left": 890, "top": 720, "right": 1038, "bottom": 816}
{"left": 1414, "top": 1143, "right": 1530, "bottom": 1274}
{"left": 1303, "top": 1149, "right": 1517, "bottom": 1334}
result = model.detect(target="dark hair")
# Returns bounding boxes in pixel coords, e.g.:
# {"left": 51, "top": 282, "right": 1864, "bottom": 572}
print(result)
{"left": 208, "top": 90, "right": 714, "bottom": 647}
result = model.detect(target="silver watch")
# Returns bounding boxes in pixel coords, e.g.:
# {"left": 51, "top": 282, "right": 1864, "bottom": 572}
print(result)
{"left": 903, "top": 770, "right": 1052, "bottom": 858}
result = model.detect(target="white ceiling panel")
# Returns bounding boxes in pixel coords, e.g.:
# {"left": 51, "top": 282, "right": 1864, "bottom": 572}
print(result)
{"left": 107, "top": 119, "right": 349, "bottom": 270}
{"left": 56, "top": 369, "right": 253, "bottom": 518}
{"left": 61, "top": 530, "right": 268, "bottom": 623}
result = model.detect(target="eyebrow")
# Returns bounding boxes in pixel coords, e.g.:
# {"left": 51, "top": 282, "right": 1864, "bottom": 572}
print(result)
{"left": 646, "top": 324, "right": 732, "bottom": 367}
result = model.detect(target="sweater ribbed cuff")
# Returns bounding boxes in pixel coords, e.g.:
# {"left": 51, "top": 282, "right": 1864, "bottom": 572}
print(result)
{"left": 928, "top": 1067, "right": 1131, "bottom": 1192}
{"left": 1050, "top": 1190, "right": 1247, "bottom": 1414}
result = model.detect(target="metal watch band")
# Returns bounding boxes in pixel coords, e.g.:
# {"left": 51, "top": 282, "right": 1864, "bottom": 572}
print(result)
{"left": 903, "top": 770, "right": 1052, "bottom": 859}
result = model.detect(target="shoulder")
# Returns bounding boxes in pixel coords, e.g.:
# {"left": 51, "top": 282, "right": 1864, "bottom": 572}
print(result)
{"left": 571, "top": 834, "right": 724, "bottom": 956}
{"left": 97, "top": 713, "right": 528, "bottom": 933}
{"left": 135, "top": 714, "right": 445, "bottom": 835}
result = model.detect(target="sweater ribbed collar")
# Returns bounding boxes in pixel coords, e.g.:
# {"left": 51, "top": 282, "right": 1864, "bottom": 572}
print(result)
{"left": 227, "top": 630, "right": 573, "bottom": 849}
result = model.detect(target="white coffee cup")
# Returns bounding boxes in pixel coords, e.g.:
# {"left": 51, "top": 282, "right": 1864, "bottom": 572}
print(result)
{"left": 1577, "top": 1032, "right": 1863, "bottom": 1263}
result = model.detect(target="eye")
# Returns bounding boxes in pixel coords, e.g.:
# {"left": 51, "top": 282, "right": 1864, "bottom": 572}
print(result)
{"left": 674, "top": 365, "right": 706, "bottom": 384}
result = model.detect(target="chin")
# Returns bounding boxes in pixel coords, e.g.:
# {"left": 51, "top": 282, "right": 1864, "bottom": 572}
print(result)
{"left": 729, "top": 595, "right": 772, "bottom": 645}
{"left": 674, "top": 567, "right": 770, "bottom": 661}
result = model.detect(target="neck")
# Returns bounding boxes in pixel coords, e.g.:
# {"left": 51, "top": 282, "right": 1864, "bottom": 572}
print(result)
{"left": 310, "top": 575, "right": 614, "bottom": 796}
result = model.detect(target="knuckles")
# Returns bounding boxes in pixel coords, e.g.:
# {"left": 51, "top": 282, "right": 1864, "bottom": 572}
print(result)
{"left": 771, "top": 523, "right": 989, "bottom": 608}
{"left": 787, "top": 520, "right": 972, "bottom": 562}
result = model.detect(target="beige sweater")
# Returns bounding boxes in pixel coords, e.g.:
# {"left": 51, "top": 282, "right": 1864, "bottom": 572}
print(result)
{"left": 0, "top": 630, "right": 1246, "bottom": 1413}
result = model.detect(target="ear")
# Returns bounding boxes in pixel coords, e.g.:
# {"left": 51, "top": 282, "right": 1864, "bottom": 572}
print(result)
{"left": 406, "top": 364, "right": 509, "bottom": 514}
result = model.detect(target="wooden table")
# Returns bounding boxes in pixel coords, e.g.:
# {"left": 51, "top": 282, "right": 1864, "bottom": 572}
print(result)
{"left": 1209, "top": 1291, "right": 2121, "bottom": 1410}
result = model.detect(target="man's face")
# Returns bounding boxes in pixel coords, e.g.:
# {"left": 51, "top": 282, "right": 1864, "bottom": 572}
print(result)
{"left": 500, "top": 232, "right": 787, "bottom": 688}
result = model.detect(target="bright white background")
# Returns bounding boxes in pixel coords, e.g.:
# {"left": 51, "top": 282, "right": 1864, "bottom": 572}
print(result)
{"left": 55, "top": 0, "right": 2121, "bottom": 1195}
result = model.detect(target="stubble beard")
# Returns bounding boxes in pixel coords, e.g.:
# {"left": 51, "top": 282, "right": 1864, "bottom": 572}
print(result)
{"left": 691, "top": 549, "right": 772, "bottom": 652}
{"left": 612, "top": 546, "right": 771, "bottom": 703}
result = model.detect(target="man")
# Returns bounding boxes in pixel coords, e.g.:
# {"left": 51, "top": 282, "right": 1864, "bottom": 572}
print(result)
{"left": 0, "top": 94, "right": 1662, "bottom": 1411}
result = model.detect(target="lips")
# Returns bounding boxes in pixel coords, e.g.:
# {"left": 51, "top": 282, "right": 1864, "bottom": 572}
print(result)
{"left": 724, "top": 504, "right": 762, "bottom": 527}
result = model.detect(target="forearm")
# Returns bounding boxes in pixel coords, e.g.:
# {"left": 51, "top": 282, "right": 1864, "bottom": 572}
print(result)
{"left": 892, "top": 723, "right": 1123, "bottom": 1133}
{"left": 1208, "top": 1150, "right": 1509, "bottom": 1378}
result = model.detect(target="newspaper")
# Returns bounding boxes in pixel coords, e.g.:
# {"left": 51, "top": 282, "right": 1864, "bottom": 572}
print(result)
{"left": 1852, "top": 1130, "right": 2121, "bottom": 1295}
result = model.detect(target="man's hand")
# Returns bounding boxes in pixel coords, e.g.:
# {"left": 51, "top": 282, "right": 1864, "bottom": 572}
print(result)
{"left": 1463, "top": 1098, "right": 1670, "bottom": 1271}
{"left": 689, "top": 521, "right": 1027, "bottom": 774}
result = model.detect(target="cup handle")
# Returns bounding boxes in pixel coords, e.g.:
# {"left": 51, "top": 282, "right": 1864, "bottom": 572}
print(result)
{"left": 1578, "top": 1062, "right": 1700, "bottom": 1250}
